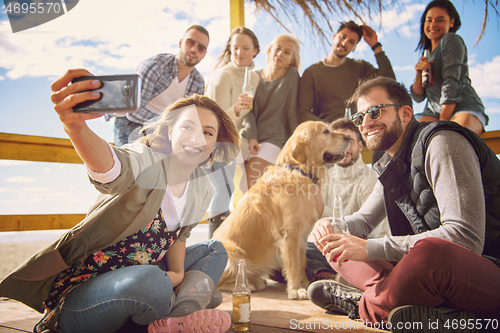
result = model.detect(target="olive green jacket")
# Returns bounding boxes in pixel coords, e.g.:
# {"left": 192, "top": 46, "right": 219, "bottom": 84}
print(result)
{"left": 0, "top": 142, "right": 213, "bottom": 313}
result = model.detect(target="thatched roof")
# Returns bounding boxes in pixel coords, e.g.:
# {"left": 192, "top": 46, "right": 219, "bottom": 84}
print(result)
{"left": 249, "top": 0, "right": 499, "bottom": 46}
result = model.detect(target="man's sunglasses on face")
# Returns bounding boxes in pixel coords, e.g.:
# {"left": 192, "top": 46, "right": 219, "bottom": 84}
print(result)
{"left": 185, "top": 38, "right": 207, "bottom": 53}
{"left": 351, "top": 104, "right": 402, "bottom": 127}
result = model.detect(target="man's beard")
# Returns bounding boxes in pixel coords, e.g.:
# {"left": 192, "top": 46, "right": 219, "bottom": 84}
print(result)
{"left": 180, "top": 51, "right": 198, "bottom": 67}
{"left": 364, "top": 117, "right": 403, "bottom": 152}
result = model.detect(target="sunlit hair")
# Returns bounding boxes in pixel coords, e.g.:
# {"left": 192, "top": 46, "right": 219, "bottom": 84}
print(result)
{"left": 348, "top": 77, "right": 414, "bottom": 116}
{"left": 139, "top": 94, "right": 240, "bottom": 167}
{"left": 266, "top": 34, "right": 301, "bottom": 70}
{"left": 330, "top": 118, "right": 362, "bottom": 142}
{"left": 416, "top": 0, "right": 461, "bottom": 51}
{"left": 214, "top": 26, "right": 260, "bottom": 69}
{"left": 185, "top": 24, "right": 210, "bottom": 41}
{"left": 338, "top": 21, "right": 363, "bottom": 44}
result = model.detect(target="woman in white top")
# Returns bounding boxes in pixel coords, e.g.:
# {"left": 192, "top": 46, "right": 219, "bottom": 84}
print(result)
{"left": 204, "top": 26, "right": 260, "bottom": 237}
{"left": 5, "top": 69, "right": 240, "bottom": 333}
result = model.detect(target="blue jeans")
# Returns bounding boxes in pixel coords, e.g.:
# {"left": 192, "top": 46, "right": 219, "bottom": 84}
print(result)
{"left": 207, "top": 161, "right": 236, "bottom": 217}
{"left": 114, "top": 117, "right": 142, "bottom": 147}
{"left": 59, "top": 239, "right": 227, "bottom": 333}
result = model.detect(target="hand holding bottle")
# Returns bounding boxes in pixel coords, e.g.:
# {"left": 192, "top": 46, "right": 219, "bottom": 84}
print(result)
{"left": 234, "top": 93, "right": 254, "bottom": 117}
{"left": 234, "top": 66, "right": 254, "bottom": 117}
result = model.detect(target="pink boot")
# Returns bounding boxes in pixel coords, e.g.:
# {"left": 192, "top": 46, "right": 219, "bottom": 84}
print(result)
{"left": 148, "top": 309, "right": 231, "bottom": 333}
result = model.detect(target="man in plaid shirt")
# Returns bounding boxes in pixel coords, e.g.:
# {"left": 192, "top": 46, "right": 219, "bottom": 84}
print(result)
{"left": 114, "top": 25, "right": 209, "bottom": 146}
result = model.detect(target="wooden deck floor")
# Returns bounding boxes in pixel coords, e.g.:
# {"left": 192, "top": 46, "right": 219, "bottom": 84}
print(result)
{"left": 0, "top": 227, "right": 386, "bottom": 332}
{"left": 0, "top": 281, "right": 384, "bottom": 333}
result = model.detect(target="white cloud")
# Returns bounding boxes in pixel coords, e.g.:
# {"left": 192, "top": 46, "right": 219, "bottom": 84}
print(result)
{"left": 23, "top": 187, "right": 51, "bottom": 192}
{"left": 0, "top": 160, "right": 33, "bottom": 166}
{"left": 0, "top": 0, "right": 230, "bottom": 79}
{"left": 0, "top": 187, "right": 15, "bottom": 193}
{"left": 43, "top": 168, "right": 51, "bottom": 173}
{"left": 469, "top": 56, "right": 500, "bottom": 99}
{"left": 6, "top": 176, "right": 35, "bottom": 183}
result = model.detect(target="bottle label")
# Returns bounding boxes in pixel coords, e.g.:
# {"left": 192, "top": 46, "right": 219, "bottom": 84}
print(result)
{"left": 237, "top": 302, "right": 251, "bottom": 322}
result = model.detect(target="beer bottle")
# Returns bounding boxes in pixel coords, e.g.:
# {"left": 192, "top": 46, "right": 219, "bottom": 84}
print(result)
{"left": 241, "top": 67, "right": 254, "bottom": 112}
{"left": 422, "top": 49, "right": 434, "bottom": 88}
{"left": 232, "top": 259, "right": 251, "bottom": 331}
{"left": 332, "top": 195, "right": 348, "bottom": 262}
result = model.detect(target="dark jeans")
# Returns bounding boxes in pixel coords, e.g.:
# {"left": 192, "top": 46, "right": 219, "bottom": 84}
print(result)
{"left": 306, "top": 242, "right": 336, "bottom": 281}
{"left": 114, "top": 117, "right": 142, "bottom": 147}
{"left": 331, "top": 237, "right": 500, "bottom": 323}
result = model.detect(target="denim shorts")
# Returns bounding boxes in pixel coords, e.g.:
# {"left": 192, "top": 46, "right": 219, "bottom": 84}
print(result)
{"left": 416, "top": 110, "right": 488, "bottom": 129}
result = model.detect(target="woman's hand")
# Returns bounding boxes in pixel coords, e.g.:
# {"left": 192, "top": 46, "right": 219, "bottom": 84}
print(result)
{"left": 412, "top": 56, "right": 433, "bottom": 96}
{"left": 50, "top": 69, "right": 103, "bottom": 135}
{"left": 50, "top": 69, "right": 113, "bottom": 173}
{"left": 415, "top": 55, "right": 433, "bottom": 73}
{"left": 234, "top": 93, "right": 254, "bottom": 117}
{"left": 248, "top": 139, "right": 260, "bottom": 155}
{"left": 319, "top": 232, "right": 369, "bottom": 267}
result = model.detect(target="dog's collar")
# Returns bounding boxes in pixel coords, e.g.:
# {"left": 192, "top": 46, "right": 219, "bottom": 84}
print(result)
{"left": 282, "top": 164, "right": 320, "bottom": 184}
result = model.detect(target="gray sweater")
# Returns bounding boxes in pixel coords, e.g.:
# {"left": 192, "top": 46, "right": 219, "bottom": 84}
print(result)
{"left": 411, "top": 33, "right": 487, "bottom": 123}
{"left": 346, "top": 130, "right": 485, "bottom": 262}
{"left": 241, "top": 67, "right": 300, "bottom": 148}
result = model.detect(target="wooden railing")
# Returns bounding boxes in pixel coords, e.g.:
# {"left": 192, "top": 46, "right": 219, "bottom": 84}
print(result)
{"left": 1, "top": 130, "right": 500, "bottom": 232}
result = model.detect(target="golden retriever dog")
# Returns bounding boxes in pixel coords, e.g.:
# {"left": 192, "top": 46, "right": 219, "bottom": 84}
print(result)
{"left": 212, "top": 121, "right": 350, "bottom": 300}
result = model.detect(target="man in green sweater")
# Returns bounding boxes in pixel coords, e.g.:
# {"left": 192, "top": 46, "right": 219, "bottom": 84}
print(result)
{"left": 298, "top": 21, "right": 396, "bottom": 123}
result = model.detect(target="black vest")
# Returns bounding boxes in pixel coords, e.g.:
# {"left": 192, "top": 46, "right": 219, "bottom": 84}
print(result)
{"left": 373, "top": 120, "right": 500, "bottom": 263}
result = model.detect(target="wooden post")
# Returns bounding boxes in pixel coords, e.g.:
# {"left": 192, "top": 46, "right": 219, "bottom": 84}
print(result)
{"left": 230, "top": 0, "right": 245, "bottom": 30}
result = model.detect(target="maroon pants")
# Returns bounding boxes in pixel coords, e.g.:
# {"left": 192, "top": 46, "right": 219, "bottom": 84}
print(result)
{"left": 331, "top": 238, "right": 500, "bottom": 323}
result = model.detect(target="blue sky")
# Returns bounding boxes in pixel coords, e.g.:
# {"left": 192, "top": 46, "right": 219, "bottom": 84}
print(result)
{"left": 0, "top": 0, "right": 499, "bottom": 215}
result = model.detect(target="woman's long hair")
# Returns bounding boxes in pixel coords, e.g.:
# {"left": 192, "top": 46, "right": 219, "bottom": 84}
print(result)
{"left": 416, "top": 0, "right": 461, "bottom": 52}
{"left": 139, "top": 94, "right": 240, "bottom": 167}
{"left": 214, "top": 26, "right": 260, "bottom": 70}
{"left": 266, "top": 34, "right": 301, "bottom": 71}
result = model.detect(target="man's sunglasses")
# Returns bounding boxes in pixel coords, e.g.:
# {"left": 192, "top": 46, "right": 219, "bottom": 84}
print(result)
{"left": 185, "top": 38, "right": 207, "bottom": 53}
{"left": 351, "top": 104, "right": 402, "bottom": 127}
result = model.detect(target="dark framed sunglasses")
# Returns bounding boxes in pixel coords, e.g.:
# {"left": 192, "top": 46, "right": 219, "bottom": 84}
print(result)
{"left": 185, "top": 38, "right": 207, "bottom": 53}
{"left": 351, "top": 104, "right": 402, "bottom": 127}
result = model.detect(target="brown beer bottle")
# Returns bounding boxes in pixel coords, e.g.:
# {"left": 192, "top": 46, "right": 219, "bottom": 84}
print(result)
{"left": 232, "top": 259, "right": 251, "bottom": 331}
{"left": 422, "top": 49, "right": 434, "bottom": 88}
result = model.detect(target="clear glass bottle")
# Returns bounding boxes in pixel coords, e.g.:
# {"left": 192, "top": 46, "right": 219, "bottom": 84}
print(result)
{"left": 232, "top": 259, "right": 251, "bottom": 331}
{"left": 422, "top": 49, "right": 434, "bottom": 88}
{"left": 332, "top": 195, "right": 348, "bottom": 235}
{"left": 332, "top": 195, "right": 348, "bottom": 262}
{"left": 241, "top": 67, "right": 254, "bottom": 112}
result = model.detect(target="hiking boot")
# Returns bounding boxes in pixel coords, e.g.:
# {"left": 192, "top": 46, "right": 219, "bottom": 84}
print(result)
{"left": 148, "top": 309, "right": 231, "bottom": 333}
{"left": 307, "top": 280, "right": 362, "bottom": 319}
{"left": 388, "top": 305, "right": 480, "bottom": 333}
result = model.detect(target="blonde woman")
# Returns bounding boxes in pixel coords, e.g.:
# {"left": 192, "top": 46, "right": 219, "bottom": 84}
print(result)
{"left": 240, "top": 34, "right": 301, "bottom": 189}
{"left": 204, "top": 26, "right": 260, "bottom": 236}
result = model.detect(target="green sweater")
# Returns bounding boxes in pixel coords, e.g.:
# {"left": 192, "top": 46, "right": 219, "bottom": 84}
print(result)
{"left": 298, "top": 52, "right": 396, "bottom": 123}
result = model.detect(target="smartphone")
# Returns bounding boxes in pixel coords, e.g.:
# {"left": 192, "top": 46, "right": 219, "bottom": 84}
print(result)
{"left": 72, "top": 74, "right": 141, "bottom": 114}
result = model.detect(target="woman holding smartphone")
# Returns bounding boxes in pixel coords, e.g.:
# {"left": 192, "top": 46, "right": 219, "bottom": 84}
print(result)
{"left": 204, "top": 26, "right": 260, "bottom": 237}
{"left": 0, "top": 69, "right": 240, "bottom": 333}
{"left": 240, "top": 34, "right": 300, "bottom": 189}
{"left": 411, "top": 0, "right": 488, "bottom": 134}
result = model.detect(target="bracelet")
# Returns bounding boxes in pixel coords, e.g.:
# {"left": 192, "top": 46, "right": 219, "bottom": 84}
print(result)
{"left": 371, "top": 42, "right": 382, "bottom": 51}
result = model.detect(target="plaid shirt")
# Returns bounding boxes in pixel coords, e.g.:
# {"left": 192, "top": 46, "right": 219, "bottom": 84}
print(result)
{"left": 127, "top": 53, "right": 205, "bottom": 125}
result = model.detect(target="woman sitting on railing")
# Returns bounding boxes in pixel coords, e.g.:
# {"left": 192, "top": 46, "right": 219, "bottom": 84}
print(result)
{"left": 0, "top": 69, "right": 240, "bottom": 333}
